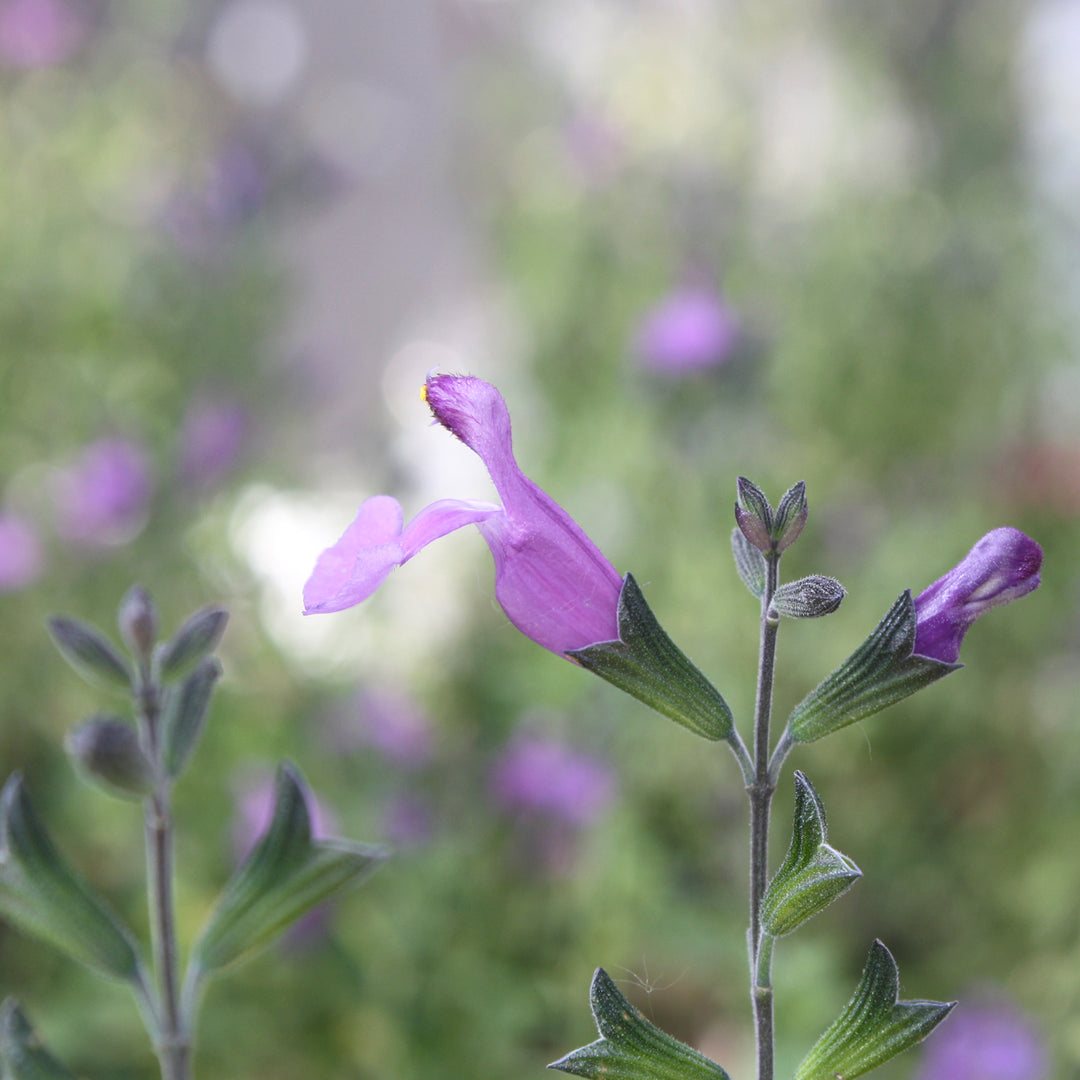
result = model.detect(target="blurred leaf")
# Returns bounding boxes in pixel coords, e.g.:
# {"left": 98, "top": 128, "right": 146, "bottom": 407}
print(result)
{"left": 156, "top": 607, "right": 228, "bottom": 681}
{"left": 569, "top": 574, "right": 733, "bottom": 741}
{"left": 190, "top": 762, "right": 387, "bottom": 977}
{"left": 761, "top": 771, "right": 860, "bottom": 937}
{"left": 161, "top": 657, "right": 221, "bottom": 779}
{"left": 794, "top": 940, "right": 955, "bottom": 1080}
{"left": 787, "top": 592, "right": 959, "bottom": 742}
{"left": 46, "top": 617, "right": 131, "bottom": 691}
{"left": 0, "top": 999, "right": 79, "bottom": 1080}
{"left": 0, "top": 775, "right": 147, "bottom": 986}
{"left": 548, "top": 967, "right": 731, "bottom": 1079}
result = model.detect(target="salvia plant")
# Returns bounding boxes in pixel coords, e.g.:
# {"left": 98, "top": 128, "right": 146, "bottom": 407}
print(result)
{"left": 0, "top": 588, "right": 387, "bottom": 1079}
{"left": 305, "top": 373, "right": 1044, "bottom": 1080}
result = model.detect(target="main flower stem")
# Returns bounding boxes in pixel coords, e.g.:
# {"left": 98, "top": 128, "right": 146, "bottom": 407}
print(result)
{"left": 748, "top": 555, "right": 780, "bottom": 1080}
{"left": 138, "top": 672, "right": 191, "bottom": 1080}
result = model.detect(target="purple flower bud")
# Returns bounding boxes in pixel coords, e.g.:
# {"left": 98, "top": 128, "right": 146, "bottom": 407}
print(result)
{"left": 913, "top": 995, "right": 1049, "bottom": 1080}
{"left": 490, "top": 735, "right": 616, "bottom": 827}
{"left": 913, "top": 527, "right": 1042, "bottom": 664}
{"left": 0, "top": 511, "right": 43, "bottom": 591}
{"left": 53, "top": 438, "right": 152, "bottom": 547}
{"left": 635, "top": 287, "right": 739, "bottom": 374}
{"left": 304, "top": 375, "right": 623, "bottom": 657}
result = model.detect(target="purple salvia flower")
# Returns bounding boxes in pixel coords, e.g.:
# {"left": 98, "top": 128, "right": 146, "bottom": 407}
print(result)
{"left": 303, "top": 374, "right": 623, "bottom": 657}
{"left": 913, "top": 996, "right": 1049, "bottom": 1080}
{"left": 0, "top": 511, "right": 43, "bottom": 591}
{"left": 54, "top": 437, "right": 152, "bottom": 546}
{"left": 913, "top": 527, "right": 1043, "bottom": 664}
{"left": 635, "top": 286, "right": 739, "bottom": 374}
{"left": 491, "top": 735, "right": 616, "bottom": 827}
{"left": 0, "top": 0, "right": 84, "bottom": 69}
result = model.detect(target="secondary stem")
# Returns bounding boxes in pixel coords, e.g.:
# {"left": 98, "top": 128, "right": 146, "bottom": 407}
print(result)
{"left": 748, "top": 555, "right": 780, "bottom": 1080}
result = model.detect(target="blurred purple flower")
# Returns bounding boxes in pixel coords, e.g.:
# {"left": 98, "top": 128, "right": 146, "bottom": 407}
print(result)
{"left": 914, "top": 996, "right": 1049, "bottom": 1080}
{"left": 347, "top": 686, "right": 434, "bottom": 770}
{"left": 0, "top": 0, "right": 85, "bottom": 68}
{"left": 0, "top": 511, "right": 43, "bottom": 591}
{"left": 635, "top": 287, "right": 740, "bottom": 374}
{"left": 178, "top": 396, "right": 247, "bottom": 490}
{"left": 491, "top": 735, "right": 615, "bottom": 827}
{"left": 54, "top": 438, "right": 152, "bottom": 546}
{"left": 304, "top": 374, "right": 623, "bottom": 657}
{"left": 380, "top": 792, "right": 434, "bottom": 849}
{"left": 913, "top": 527, "right": 1043, "bottom": 663}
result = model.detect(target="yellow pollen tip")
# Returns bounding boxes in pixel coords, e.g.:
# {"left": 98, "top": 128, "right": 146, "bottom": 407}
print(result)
{"left": 419, "top": 383, "right": 428, "bottom": 403}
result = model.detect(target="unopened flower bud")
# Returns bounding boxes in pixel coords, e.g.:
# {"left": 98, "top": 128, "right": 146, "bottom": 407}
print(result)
{"left": 65, "top": 716, "right": 154, "bottom": 799}
{"left": 118, "top": 585, "right": 158, "bottom": 659}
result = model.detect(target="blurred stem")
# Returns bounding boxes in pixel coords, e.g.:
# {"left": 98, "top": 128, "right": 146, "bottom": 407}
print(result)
{"left": 748, "top": 554, "right": 780, "bottom": 1080}
{"left": 137, "top": 665, "right": 191, "bottom": 1080}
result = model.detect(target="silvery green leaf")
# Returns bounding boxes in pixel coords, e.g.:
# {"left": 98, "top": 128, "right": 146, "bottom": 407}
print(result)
{"left": 772, "top": 481, "right": 808, "bottom": 552}
{"left": 787, "top": 592, "right": 959, "bottom": 743}
{"left": 731, "top": 529, "right": 767, "bottom": 598}
{"left": 549, "top": 968, "right": 731, "bottom": 1080}
{"left": 0, "top": 999, "right": 79, "bottom": 1080}
{"left": 189, "top": 763, "right": 386, "bottom": 978}
{"left": 156, "top": 606, "right": 228, "bottom": 681}
{"left": 0, "top": 775, "right": 146, "bottom": 985}
{"left": 770, "top": 576, "right": 845, "bottom": 620}
{"left": 46, "top": 617, "right": 131, "bottom": 691}
{"left": 569, "top": 574, "right": 733, "bottom": 741}
{"left": 161, "top": 657, "right": 221, "bottom": 779}
{"left": 761, "top": 772, "right": 860, "bottom": 937}
{"left": 794, "top": 940, "right": 955, "bottom": 1080}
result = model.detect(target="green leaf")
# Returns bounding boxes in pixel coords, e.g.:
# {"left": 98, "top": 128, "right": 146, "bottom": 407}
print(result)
{"left": 0, "top": 775, "right": 146, "bottom": 985}
{"left": 156, "top": 606, "right": 228, "bottom": 681}
{"left": 190, "top": 763, "right": 387, "bottom": 977}
{"left": 787, "top": 592, "right": 959, "bottom": 743}
{"left": 161, "top": 657, "right": 221, "bottom": 778}
{"left": 761, "top": 772, "right": 860, "bottom": 937}
{"left": 46, "top": 616, "right": 131, "bottom": 691}
{"left": 794, "top": 940, "right": 955, "bottom": 1080}
{"left": 772, "top": 481, "right": 808, "bottom": 553}
{"left": 0, "top": 999, "right": 79, "bottom": 1080}
{"left": 549, "top": 968, "right": 731, "bottom": 1080}
{"left": 731, "top": 529, "right": 766, "bottom": 598}
{"left": 568, "top": 575, "right": 733, "bottom": 741}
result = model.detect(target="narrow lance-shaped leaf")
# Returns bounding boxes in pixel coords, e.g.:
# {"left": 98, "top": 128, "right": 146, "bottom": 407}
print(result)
{"left": 189, "top": 762, "right": 387, "bottom": 978}
{"left": 156, "top": 606, "right": 228, "bottom": 681}
{"left": 731, "top": 529, "right": 766, "bottom": 599}
{"left": 794, "top": 940, "right": 955, "bottom": 1080}
{"left": 761, "top": 772, "right": 861, "bottom": 938}
{"left": 0, "top": 999, "right": 79, "bottom": 1080}
{"left": 161, "top": 657, "right": 221, "bottom": 778}
{"left": 46, "top": 616, "right": 131, "bottom": 691}
{"left": 787, "top": 592, "right": 959, "bottom": 743}
{"left": 569, "top": 575, "right": 733, "bottom": 742}
{"left": 0, "top": 775, "right": 147, "bottom": 986}
{"left": 549, "top": 967, "right": 731, "bottom": 1080}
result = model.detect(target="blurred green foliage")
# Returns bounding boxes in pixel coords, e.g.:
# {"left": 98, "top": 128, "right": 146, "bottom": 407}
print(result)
{"left": 0, "top": 2, "right": 1076, "bottom": 1079}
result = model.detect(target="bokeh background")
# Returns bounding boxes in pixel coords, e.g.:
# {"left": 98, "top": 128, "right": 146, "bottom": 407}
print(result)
{"left": 0, "top": 1, "right": 1076, "bottom": 1077}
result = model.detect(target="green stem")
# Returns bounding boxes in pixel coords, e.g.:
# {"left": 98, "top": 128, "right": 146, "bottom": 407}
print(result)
{"left": 749, "top": 555, "right": 781, "bottom": 1080}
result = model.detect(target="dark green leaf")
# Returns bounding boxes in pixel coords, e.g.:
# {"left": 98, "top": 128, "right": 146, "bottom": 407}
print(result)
{"left": 761, "top": 772, "right": 860, "bottom": 937}
{"left": 161, "top": 657, "right": 221, "bottom": 779}
{"left": 0, "top": 999, "right": 79, "bottom": 1080}
{"left": 787, "top": 592, "right": 959, "bottom": 743}
{"left": 549, "top": 968, "right": 731, "bottom": 1080}
{"left": 190, "top": 763, "right": 387, "bottom": 977}
{"left": 794, "top": 940, "right": 955, "bottom": 1080}
{"left": 0, "top": 776, "right": 146, "bottom": 985}
{"left": 569, "top": 575, "right": 733, "bottom": 741}
{"left": 157, "top": 607, "right": 228, "bottom": 681}
{"left": 46, "top": 616, "right": 131, "bottom": 690}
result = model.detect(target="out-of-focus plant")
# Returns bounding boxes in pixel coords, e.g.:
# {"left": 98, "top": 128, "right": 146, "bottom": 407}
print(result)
{"left": 0, "top": 587, "right": 386, "bottom": 1080}
{"left": 306, "top": 373, "right": 1044, "bottom": 1080}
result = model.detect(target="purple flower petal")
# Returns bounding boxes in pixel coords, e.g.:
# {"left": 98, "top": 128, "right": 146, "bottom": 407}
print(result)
{"left": 305, "top": 375, "right": 623, "bottom": 657}
{"left": 913, "top": 527, "right": 1043, "bottom": 663}
{"left": 302, "top": 493, "right": 499, "bottom": 615}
